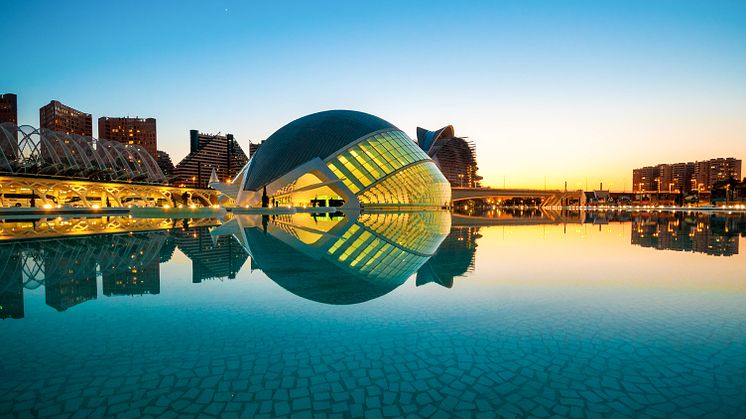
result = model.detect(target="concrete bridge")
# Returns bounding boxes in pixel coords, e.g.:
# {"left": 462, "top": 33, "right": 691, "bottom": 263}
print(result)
{"left": 451, "top": 187, "right": 585, "bottom": 208}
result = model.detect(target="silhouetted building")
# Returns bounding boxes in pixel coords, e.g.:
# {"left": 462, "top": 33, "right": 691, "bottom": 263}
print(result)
{"left": 157, "top": 150, "right": 175, "bottom": 177}
{"left": 417, "top": 125, "right": 481, "bottom": 188}
{"left": 0, "top": 246, "right": 24, "bottom": 319}
{"left": 103, "top": 260, "right": 160, "bottom": 296}
{"left": 98, "top": 116, "right": 157, "bottom": 158}
{"left": 249, "top": 140, "right": 265, "bottom": 158}
{"left": 173, "top": 130, "right": 248, "bottom": 188}
{"left": 45, "top": 276, "right": 97, "bottom": 312}
{"left": 0, "top": 93, "right": 17, "bottom": 125}
{"left": 173, "top": 227, "right": 248, "bottom": 282}
{"left": 40, "top": 100, "right": 92, "bottom": 136}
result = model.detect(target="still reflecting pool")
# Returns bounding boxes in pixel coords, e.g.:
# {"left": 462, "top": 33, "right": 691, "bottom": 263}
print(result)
{"left": 1, "top": 211, "right": 745, "bottom": 417}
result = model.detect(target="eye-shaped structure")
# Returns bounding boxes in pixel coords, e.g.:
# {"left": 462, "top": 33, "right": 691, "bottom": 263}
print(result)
{"left": 225, "top": 110, "right": 451, "bottom": 209}
{"left": 212, "top": 211, "right": 451, "bottom": 305}
{"left": 0, "top": 123, "right": 165, "bottom": 184}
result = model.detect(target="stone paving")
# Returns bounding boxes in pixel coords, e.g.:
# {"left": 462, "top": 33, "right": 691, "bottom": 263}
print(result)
{"left": 1, "top": 285, "right": 746, "bottom": 418}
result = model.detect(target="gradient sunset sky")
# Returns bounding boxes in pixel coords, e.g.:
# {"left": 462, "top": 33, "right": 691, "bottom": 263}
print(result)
{"left": 2, "top": 0, "right": 744, "bottom": 190}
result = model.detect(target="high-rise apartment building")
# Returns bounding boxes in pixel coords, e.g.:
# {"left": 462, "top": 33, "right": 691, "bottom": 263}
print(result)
{"left": 656, "top": 164, "right": 673, "bottom": 193}
{"left": 672, "top": 162, "right": 695, "bottom": 193}
{"left": 173, "top": 130, "right": 249, "bottom": 188}
{"left": 39, "top": 100, "right": 92, "bottom": 136}
{"left": 0, "top": 93, "right": 18, "bottom": 125}
{"left": 693, "top": 158, "right": 742, "bottom": 192}
{"left": 1, "top": 93, "right": 19, "bottom": 158}
{"left": 249, "top": 140, "right": 265, "bottom": 158}
{"left": 632, "top": 166, "right": 658, "bottom": 192}
{"left": 634, "top": 158, "right": 741, "bottom": 193}
{"left": 98, "top": 117, "right": 157, "bottom": 158}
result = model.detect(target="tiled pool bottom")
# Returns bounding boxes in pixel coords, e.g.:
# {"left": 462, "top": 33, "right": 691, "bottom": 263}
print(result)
{"left": 2, "top": 282, "right": 745, "bottom": 418}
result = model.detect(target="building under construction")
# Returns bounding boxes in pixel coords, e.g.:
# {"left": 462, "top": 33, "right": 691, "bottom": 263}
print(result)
{"left": 416, "top": 125, "right": 481, "bottom": 188}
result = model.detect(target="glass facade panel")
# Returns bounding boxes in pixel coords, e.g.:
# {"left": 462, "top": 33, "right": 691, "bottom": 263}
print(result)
{"left": 323, "top": 210, "right": 450, "bottom": 283}
{"left": 357, "top": 211, "right": 450, "bottom": 256}
{"left": 325, "top": 129, "right": 435, "bottom": 200}
{"left": 359, "top": 161, "right": 451, "bottom": 208}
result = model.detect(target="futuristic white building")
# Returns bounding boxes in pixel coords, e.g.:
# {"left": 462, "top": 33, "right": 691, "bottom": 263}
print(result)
{"left": 212, "top": 110, "right": 451, "bottom": 209}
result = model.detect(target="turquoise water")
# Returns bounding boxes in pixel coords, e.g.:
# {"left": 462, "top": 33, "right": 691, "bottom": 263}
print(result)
{"left": 1, "top": 212, "right": 745, "bottom": 418}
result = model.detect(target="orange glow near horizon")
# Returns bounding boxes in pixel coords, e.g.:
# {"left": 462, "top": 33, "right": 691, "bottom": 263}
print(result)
{"left": 469, "top": 223, "right": 746, "bottom": 292}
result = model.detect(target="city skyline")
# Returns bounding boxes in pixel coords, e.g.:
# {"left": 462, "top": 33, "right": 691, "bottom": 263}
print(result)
{"left": 2, "top": 1, "right": 745, "bottom": 191}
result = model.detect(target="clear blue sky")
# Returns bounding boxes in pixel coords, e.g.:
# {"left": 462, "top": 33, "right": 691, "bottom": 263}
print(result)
{"left": 2, "top": 0, "right": 745, "bottom": 189}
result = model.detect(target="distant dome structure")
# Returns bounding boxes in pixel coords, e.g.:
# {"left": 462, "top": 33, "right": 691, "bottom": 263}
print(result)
{"left": 416, "top": 125, "right": 481, "bottom": 188}
{"left": 220, "top": 110, "right": 451, "bottom": 209}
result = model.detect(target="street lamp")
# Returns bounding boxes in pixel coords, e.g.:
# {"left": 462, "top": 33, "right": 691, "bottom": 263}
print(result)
{"left": 458, "top": 173, "right": 464, "bottom": 188}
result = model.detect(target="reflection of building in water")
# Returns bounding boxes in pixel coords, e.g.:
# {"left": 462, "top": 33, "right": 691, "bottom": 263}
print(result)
{"left": 103, "top": 261, "right": 160, "bottom": 297}
{"left": 173, "top": 226, "right": 249, "bottom": 283}
{"left": 43, "top": 240, "right": 99, "bottom": 311}
{"left": 0, "top": 220, "right": 258, "bottom": 317}
{"left": 45, "top": 274, "right": 97, "bottom": 312}
{"left": 0, "top": 227, "right": 178, "bottom": 316}
{"left": 0, "top": 247, "right": 24, "bottom": 319}
{"left": 101, "top": 232, "right": 167, "bottom": 296}
{"left": 631, "top": 213, "right": 743, "bottom": 256}
{"left": 212, "top": 211, "right": 450, "bottom": 304}
{"left": 417, "top": 227, "right": 481, "bottom": 288}
{"left": 159, "top": 236, "right": 178, "bottom": 263}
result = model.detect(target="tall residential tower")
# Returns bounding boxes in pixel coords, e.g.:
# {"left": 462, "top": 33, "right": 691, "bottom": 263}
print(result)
{"left": 39, "top": 100, "right": 92, "bottom": 136}
{"left": 98, "top": 117, "right": 157, "bottom": 158}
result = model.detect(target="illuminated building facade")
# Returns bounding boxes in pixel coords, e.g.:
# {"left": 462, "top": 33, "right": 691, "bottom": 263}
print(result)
{"left": 633, "top": 158, "right": 741, "bottom": 193}
{"left": 672, "top": 162, "right": 696, "bottom": 193}
{"left": 173, "top": 130, "right": 249, "bottom": 188}
{"left": 98, "top": 117, "right": 157, "bottom": 158}
{"left": 219, "top": 110, "right": 451, "bottom": 209}
{"left": 39, "top": 100, "right": 92, "bottom": 137}
{"left": 694, "top": 158, "right": 742, "bottom": 192}
{"left": 632, "top": 166, "right": 658, "bottom": 193}
{"left": 416, "top": 125, "right": 481, "bottom": 188}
